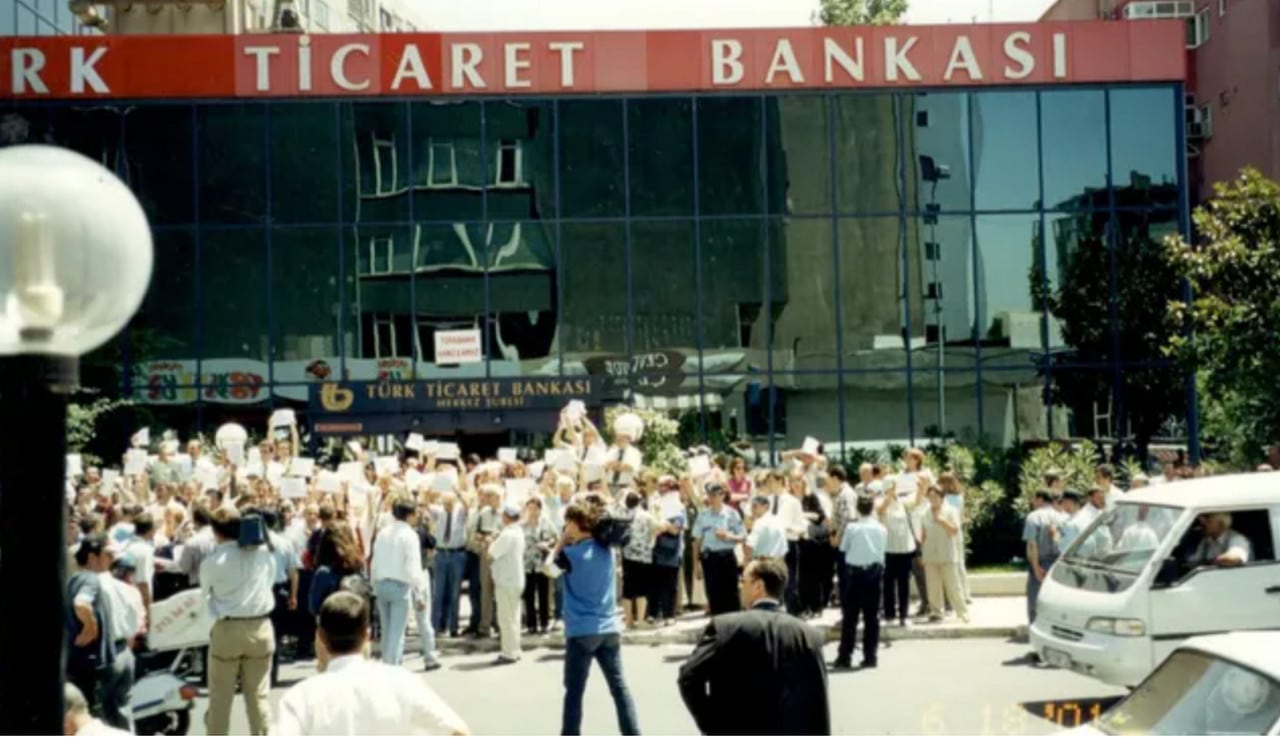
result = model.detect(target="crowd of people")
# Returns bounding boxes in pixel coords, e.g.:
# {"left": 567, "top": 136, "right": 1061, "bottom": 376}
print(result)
{"left": 66, "top": 402, "right": 1236, "bottom": 735}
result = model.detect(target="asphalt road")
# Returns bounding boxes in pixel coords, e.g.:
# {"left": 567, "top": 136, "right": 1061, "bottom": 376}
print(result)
{"left": 187, "top": 638, "right": 1125, "bottom": 735}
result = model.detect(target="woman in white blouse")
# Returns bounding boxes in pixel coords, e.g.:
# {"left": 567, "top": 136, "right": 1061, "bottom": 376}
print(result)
{"left": 877, "top": 479, "right": 923, "bottom": 627}
{"left": 918, "top": 485, "right": 969, "bottom": 623}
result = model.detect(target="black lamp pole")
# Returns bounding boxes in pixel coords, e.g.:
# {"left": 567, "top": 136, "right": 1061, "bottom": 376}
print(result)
{"left": 0, "top": 354, "right": 77, "bottom": 735}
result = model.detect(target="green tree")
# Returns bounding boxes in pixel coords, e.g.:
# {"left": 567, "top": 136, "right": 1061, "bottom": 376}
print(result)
{"left": 816, "top": 0, "right": 907, "bottom": 25}
{"left": 67, "top": 397, "right": 131, "bottom": 467}
{"left": 1167, "top": 168, "right": 1280, "bottom": 465}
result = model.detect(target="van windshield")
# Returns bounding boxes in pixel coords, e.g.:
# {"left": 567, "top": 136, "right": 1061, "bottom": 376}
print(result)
{"left": 1052, "top": 504, "right": 1181, "bottom": 592}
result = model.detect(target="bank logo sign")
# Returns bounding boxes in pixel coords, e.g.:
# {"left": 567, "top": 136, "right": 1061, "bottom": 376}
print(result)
{"left": 310, "top": 377, "right": 599, "bottom": 414}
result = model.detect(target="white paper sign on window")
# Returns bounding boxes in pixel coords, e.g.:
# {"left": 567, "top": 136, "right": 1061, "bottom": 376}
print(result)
{"left": 433, "top": 329, "right": 483, "bottom": 365}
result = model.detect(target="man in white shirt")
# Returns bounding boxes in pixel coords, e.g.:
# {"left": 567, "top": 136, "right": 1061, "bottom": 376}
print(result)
{"left": 122, "top": 513, "right": 157, "bottom": 623}
{"left": 200, "top": 508, "right": 279, "bottom": 736}
{"left": 274, "top": 592, "right": 469, "bottom": 736}
{"left": 604, "top": 433, "right": 643, "bottom": 493}
{"left": 1095, "top": 464, "right": 1124, "bottom": 511}
{"left": 746, "top": 496, "right": 788, "bottom": 562}
{"left": 487, "top": 504, "right": 527, "bottom": 665}
{"left": 64, "top": 683, "right": 132, "bottom": 737}
{"left": 371, "top": 500, "right": 425, "bottom": 667}
{"left": 178, "top": 505, "right": 217, "bottom": 588}
{"left": 1188, "top": 512, "right": 1252, "bottom": 567}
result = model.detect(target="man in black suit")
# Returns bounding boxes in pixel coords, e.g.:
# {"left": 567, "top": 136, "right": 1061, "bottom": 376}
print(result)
{"left": 678, "top": 558, "right": 830, "bottom": 736}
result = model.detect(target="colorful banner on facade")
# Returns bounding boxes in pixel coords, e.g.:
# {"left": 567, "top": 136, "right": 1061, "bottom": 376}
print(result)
{"left": 310, "top": 377, "right": 600, "bottom": 415}
{"left": 1, "top": 22, "right": 1185, "bottom": 100}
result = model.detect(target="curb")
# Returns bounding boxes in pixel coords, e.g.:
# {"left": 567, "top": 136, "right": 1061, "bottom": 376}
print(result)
{"left": 425, "top": 622, "right": 1026, "bottom": 654}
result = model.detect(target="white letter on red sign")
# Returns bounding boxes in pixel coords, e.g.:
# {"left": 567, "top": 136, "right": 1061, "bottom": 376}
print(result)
{"left": 1053, "top": 33, "right": 1067, "bottom": 79}
{"left": 884, "top": 36, "right": 920, "bottom": 82}
{"left": 452, "top": 43, "right": 486, "bottom": 89}
{"left": 824, "top": 37, "right": 864, "bottom": 83}
{"left": 711, "top": 39, "right": 744, "bottom": 85}
{"left": 549, "top": 41, "right": 584, "bottom": 88}
{"left": 504, "top": 42, "right": 532, "bottom": 89}
{"left": 765, "top": 39, "right": 804, "bottom": 84}
{"left": 331, "top": 43, "right": 370, "bottom": 91}
{"left": 391, "top": 44, "right": 433, "bottom": 90}
{"left": 943, "top": 36, "right": 983, "bottom": 81}
{"left": 298, "top": 37, "right": 313, "bottom": 92}
{"left": 11, "top": 49, "right": 49, "bottom": 95}
{"left": 243, "top": 45, "right": 280, "bottom": 93}
{"left": 1003, "top": 31, "right": 1034, "bottom": 80}
{"left": 71, "top": 47, "right": 108, "bottom": 94}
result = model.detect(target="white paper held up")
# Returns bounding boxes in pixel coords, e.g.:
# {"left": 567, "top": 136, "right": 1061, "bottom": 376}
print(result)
{"left": 280, "top": 477, "right": 308, "bottom": 499}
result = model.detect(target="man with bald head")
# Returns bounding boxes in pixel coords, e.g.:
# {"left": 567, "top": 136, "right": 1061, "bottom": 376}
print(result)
{"left": 431, "top": 492, "right": 469, "bottom": 638}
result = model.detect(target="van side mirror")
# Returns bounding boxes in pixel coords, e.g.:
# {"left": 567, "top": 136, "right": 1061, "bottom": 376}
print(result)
{"left": 1154, "top": 557, "right": 1182, "bottom": 588}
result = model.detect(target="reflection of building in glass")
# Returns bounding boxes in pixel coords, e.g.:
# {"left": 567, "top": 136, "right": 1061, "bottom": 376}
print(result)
{"left": 0, "top": 83, "right": 1189, "bottom": 456}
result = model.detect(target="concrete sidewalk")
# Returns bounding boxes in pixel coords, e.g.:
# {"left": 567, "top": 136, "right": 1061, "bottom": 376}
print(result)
{"left": 422, "top": 595, "right": 1029, "bottom": 654}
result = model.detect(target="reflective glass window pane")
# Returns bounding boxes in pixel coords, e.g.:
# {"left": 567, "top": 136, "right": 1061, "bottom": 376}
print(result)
{"left": 1115, "top": 209, "right": 1181, "bottom": 364}
{"left": 47, "top": 106, "right": 121, "bottom": 167}
{"left": 481, "top": 220, "right": 557, "bottom": 377}
{"left": 202, "top": 228, "right": 268, "bottom": 360}
{"left": 700, "top": 219, "right": 764, "bottom": 375}
{"left": 1044, "top": 211, "right": 1112, "bottom": 365}
{"left": 768, "top": 96, "right": 831, "bottom": 216}
{"left": 411, "top": 101, "right": 483, "bottom": 222}
{"left": 1048, "top": 367, "right": 1114, "bottom": 441}
{"left": 272, "top": 227, "right": 340, "bottom": 371}
{"left": 909, "top": 368, "right": 982, "bottom": 441}
{"left": 355, "top": 224, "right": 414, "bottom": 367}
{"left": 775, "top": 372, "right": 841, "bottom": 448}
{"left": 909, "top": 92, "right": 972, "bottom": 213}
{"left": 631, "top": 220, "right": 696, "bottom": 358}
{"left": 129, "top": 228, "right": 197, "bottom": 362}
{"left": 345, "top": 102, "right": 409, "bottom": 224}
{"left": 1109, "top": 87, "right": 1180, "bottom": 209}
{"left": 697, "top": 97, "right": 766, "bottom": 216}
{"left": 559, "top": 100, "right": 625, "bottom": 218}
{"left": 483, "top": 100, "right": 555, "bottom": 222}
{"left": 124, "top": 106, "right": 194, "bottom": 225}
{"left": 833, "top": 94, "right": 904, "bottom": 214}
{"left": 1, "top": 2, "right": 15, "bottom": 35}
{"left": 271, "top": 103, "right": 341, "bottom": 224}
{"left": 908, "top": 214, "right": 975, "bottom": 352}
{"left": 981, "top": 368, "right": 1055, "bottom": 443}
{"left": 1041, "top": 90, "right": 1107, "bottom": 210}
{"left": 975, "top": 214, "right": 1045, "bottom": 359}
{"left": 199, "top": 104, "right": 267, "bottom": 225}
{"left": 841, "top": 371, "right": 911, "bottom": 442}
{"left": 972, "top": 91, "right": 1039, "bottom": 211}
{"left": 1122, "top": 368, "right": 1188, "bottom": 447}
{"left": 561, "top": 222, "right": 627, "bottom": 357}
{"left": 771, "top": 217, "right": 838, "bottom": 371}
{"left": 17, "top": 4, "right": 34, "bottom": 34}
{"left": 837, "top": 217, "right": 908, "bottom": 369}
{"left": 628, "top": 99, "right": 693, "bottom": 217}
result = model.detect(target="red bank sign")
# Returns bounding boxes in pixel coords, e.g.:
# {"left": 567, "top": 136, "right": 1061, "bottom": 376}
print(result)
{"left": 0, "top": 21, "right": 1185, "bottom": 100}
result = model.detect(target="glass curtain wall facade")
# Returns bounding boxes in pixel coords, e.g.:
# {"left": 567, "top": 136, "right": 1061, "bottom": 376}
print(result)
{"left": 0, "top": 85, "right": 1189, "bottom": 455}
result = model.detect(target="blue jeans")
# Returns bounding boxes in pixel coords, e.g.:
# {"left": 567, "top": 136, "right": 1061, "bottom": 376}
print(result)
{"left": 561, "top": 634, "right": 639, "bottom": 736}
{"left": 375, "top": 579, "right": 411, "bottom": 665}
{"left": 413, "top": 568, "right": 437, "bottom": 661}
{"left": 554, "top": 576, "right": 565, "bottom": 621}
{"left": 433, "top": 549, "right": 467, "bottom": 634}
{"left": 466, "top": 551, "right": 483, "bottom": 630}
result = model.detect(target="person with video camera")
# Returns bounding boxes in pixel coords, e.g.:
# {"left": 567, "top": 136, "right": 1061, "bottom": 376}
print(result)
{"left": 200, "top": 507, "right": 278, "bottom": 736}
{"left": 554, "top": 494, "right": 640, "bottom": 736}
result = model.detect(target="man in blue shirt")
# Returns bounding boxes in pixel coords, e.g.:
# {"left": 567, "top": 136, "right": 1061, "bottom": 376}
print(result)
{"left": 834, "top": 496, "right": 886, "bottom": 670}
{"left": 555, "top": 496, "right": 640, "bottom": 736}
{"left": 692, "top": 484, "right": 745, "bottom": 615}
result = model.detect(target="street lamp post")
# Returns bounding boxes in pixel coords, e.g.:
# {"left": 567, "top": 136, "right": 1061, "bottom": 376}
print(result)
{"left": 0, "top": 145, "right": 153, "bottom": 734}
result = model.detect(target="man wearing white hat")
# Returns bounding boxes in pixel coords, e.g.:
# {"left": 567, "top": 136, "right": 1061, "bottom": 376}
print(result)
{"left": 488, "top": 503, "right": 527, "bottom": 665}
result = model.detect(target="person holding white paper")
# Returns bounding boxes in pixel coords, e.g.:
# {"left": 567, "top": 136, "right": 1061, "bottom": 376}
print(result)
{"left": 604, "top": 434, "right": 643, "bottom": 496}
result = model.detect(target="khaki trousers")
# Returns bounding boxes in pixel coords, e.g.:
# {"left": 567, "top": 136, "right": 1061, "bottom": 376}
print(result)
{"left": 924, "top": 561, "right": 969, "bottom": 621}
{"left": 495, "top": 586, "right": 523, "bottom": 660}
{"left": 206, "top": 617, "right": 275, "bottom": 736}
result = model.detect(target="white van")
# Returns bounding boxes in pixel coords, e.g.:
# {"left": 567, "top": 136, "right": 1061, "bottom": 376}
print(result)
{"left": 1031, "top": 472, "right": 1280, "bottom": 688}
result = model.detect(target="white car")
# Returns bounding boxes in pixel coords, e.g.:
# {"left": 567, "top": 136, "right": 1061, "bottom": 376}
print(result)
{"left": 1075, "top": 631, "right": 1280, "bottom": 735}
